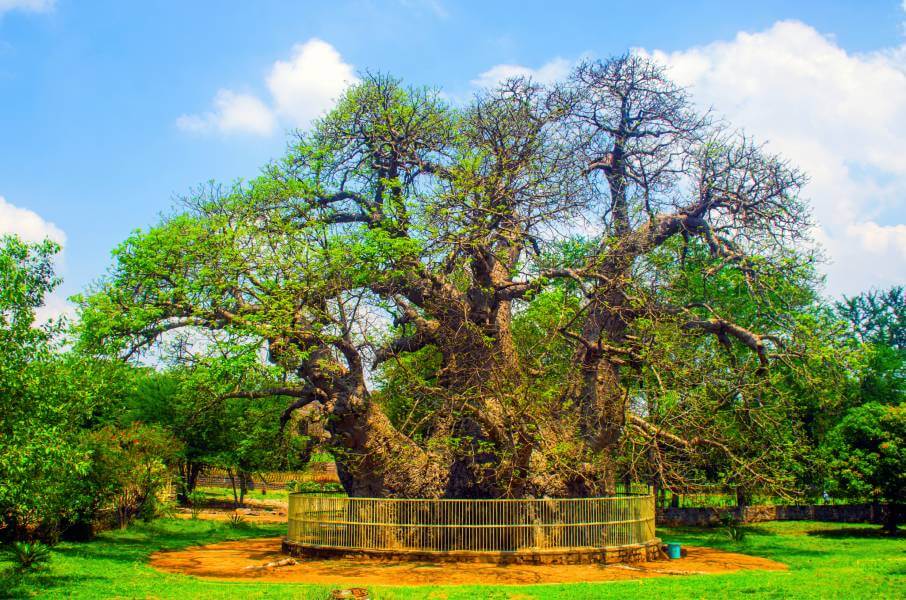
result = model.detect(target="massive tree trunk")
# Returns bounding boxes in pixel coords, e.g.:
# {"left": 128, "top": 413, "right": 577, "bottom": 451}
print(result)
{"left": 328, "top": 394, "right": 447, "bottom": 497}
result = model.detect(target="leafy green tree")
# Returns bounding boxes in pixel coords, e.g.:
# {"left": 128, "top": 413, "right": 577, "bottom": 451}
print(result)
{"left": 83, "top": 422, "right": 180, "bottom": 528}
{"left": 836, "top": 287, "right": 905, "bottom": 350}
{"left": 0, "top": 235, "right": 171, "bottom": 540}
{"left": 835, "top": 287, "right": 905, "bottom": 409}
{"left": 125, "top": 354, "right": 310, "bottom": 506}
{"left": 823, "top": 402, "right": 905, "bottom": 532}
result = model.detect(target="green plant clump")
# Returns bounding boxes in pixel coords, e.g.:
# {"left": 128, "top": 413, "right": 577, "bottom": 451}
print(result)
{"left": 8, "top": 541, "right": 51, "bottom": 572}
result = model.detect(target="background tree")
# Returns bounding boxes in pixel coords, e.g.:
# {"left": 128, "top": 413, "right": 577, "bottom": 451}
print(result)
{"left": 835, "top": 287, "right": 904, "bottom": 410}
{"left": 822, "top": 402, "right": 905, "bottom": 533}
{"left": 79, "top": 56, "right": 819, "bottom": 499}
{"left": 0, "top": 235, "right": 162, "bottom": 541}
{"left": 125, "top": 350, "right": 311, "bottom": 506}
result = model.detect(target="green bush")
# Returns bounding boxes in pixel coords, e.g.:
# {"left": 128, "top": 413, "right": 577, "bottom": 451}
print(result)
{"left": 822, "top": 402, "right": 905, "bottom": 531}
{"left": 186, "top": 491, "right": 206, "bottom": 519}
{"left": 227, "top": 512, "right": 246, "bottom": 528}
{"left": 8, "top": 541, "right": 51, "bottom": 572}
{"left": 83, "top": 423, "right": 181, "bottom": 529}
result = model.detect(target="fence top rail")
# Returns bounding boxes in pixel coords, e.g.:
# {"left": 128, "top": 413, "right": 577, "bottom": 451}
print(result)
{"left": 288, "top": 493, "right": 654, "bottom": 502}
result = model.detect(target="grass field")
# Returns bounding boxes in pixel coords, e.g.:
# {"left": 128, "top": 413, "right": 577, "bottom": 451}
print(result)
{"left": 195, "top": 485, "right": 291, "bottom": 504}
{"left": 1, "top": 519, "right": 902, "bottom": 599}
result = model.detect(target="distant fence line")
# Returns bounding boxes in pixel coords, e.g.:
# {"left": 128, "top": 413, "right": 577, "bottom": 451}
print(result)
{"left": 657, "top": 502, "right": 903, "bottom": 527}
{"left": 285, "top": 493, "right": 658, "bottom": 562}
{"left": 195, "top": 462, "right": 340, "bottom": 489}
{"left": 655, "top": 485, "right": 865, "bottom": 510}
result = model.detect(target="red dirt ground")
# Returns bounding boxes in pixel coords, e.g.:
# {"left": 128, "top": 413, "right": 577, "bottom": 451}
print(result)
{"left": 149, "top": 537, "right": 788, "bottom": 586}
{"left": 173, "top": 498, "right": 288, "bottom": 523}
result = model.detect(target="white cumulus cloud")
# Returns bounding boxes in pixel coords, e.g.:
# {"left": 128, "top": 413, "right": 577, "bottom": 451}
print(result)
{"left": 177, "top": 90, "right": 276, "bottom": 136}
{"left": 0, "top": 0, "right": 54, "bottom": 15}
{"left": 472, "top": 57, "right": 572, "bottom": 88}
{"left": 0, "top": 195, "right": 65, "bottom": 244}
{"left": 639, "top": 20, "right": 906, "bottom": 297}
{"left": 266, "top": 38, "right": 358, "bottom": 128}
{"left": 177, "top": 38, "right": 357, "bottom": 136}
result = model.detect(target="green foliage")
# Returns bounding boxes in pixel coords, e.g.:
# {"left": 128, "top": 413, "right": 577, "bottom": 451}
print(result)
{"left": 227, "top": 512, "right": 246, "bottom": 528}
{"left": 7, "top": 540, "right": 51, "bottom": 572}
{"left": 836, "top": 286, "right": 905, "bottom": 349}
{"left": 286, "top": 480, "right": 344, "bottom": 494}
{"left": 0, "top": 235, "right": 91, "bottom": 541}
{"left": 121, "top": 355, "right": 312, "bottom": 506}
{"left": 613, "top": 237, "right": 839, "bottom": 491}
{"left": 822, "top": 402, "right": 906, "bottom": 505}
{"left": 374, "top": 346, "right": 443, "bottom": 440}
{"left": 83, "top": 423, "right": 181, "bottom": 528}
{"left": 0, "top": 235, "right": 178, "bottom": 542}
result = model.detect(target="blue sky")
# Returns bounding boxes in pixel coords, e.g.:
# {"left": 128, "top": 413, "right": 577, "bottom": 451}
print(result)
{"left": 1, "top": 0, "right": 905, "bottom": 319}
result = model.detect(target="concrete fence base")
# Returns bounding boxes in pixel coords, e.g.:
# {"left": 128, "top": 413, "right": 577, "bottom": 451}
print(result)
{"left": 282, "top": 537, "right": 665, "bottom": 565}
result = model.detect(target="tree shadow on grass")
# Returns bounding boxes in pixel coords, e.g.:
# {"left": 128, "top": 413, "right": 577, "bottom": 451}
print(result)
{"left": 661, "top": 525, "right": 779, "bottom": 539}
{"left": 52, "top": 520, "right": 281, "bottom": 565}
{"left": 805, "top": 527, "right": 901, "bottom": 539}
{"left": 741, "top": 543, "right": 824, "bottom": 559}
{"left": 0, "top": 570, "right": 105, "bottom": 599}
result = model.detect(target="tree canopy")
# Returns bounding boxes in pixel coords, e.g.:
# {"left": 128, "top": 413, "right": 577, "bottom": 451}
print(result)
{"left": 80, "top": 56, "right": 825, "bottom": 499}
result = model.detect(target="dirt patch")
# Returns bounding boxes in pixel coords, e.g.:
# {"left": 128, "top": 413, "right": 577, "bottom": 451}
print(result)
{"left": 149, "top": 538, "right": 787, "bottom": 586}
{"left": 173, "top": 497, "right": 288, "bottom": 523}
{"left": 173, "top": 509, "right": 286, "bottom": 524}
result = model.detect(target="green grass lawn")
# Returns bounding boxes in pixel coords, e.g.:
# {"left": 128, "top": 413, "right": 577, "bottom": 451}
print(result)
{"left": 195, "top": 485, "right": 291, "bottom": 504}
{"left": 1, "top": 520, "right": 902, "bottom": 599}
{"left": 194, "top": 483, "right": 344, "bottom": 505}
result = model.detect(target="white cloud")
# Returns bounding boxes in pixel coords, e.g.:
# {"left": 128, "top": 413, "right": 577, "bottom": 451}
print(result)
{"left": 266, "top": 38, "right": 358, "bottom": 128}
{"left": 846, "top": 222, "right": 906, "bottom": 257}
{"left": 33, "top": 291, "right": 75, "bottom": 325}
{"left": 0, "top": 0, "right": 54, "bottom": 15}
{"left": 639, "top": 21, "right": 906, "bottom": 296}
{"left": 0, "top": 195, "right": 65, "bottom": 244}
{"left": 177, "top": 38, "right": 357, "bottom": 136}
{"left": 472, "top": 57, "right": 572, "bottom": 88}
{"left": 0, "top": 195, "right": 72, "bottom": 323}
{"left": 177, "top": 90, "right": 276, "bottom": 136}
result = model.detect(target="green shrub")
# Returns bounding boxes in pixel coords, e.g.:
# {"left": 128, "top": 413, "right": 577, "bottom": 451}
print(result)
{"left": 8, "top": 541, "right": 51, "bottom": 572}
{"left": 714, "top": 514, "right": 748, "bottom": 543}
{"left": 186, "top": 491, "right": 206, "bottom": 519}
{"left": 227, "top": 512, "right": 245, "bottom": 528}
{"left": 84, "top": 423, "right": 182, "bottom": 529}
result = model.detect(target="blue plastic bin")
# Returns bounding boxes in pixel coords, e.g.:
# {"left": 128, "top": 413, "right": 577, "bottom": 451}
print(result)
{"left": 666, "top": 542, "right": 682, "bottom": 559}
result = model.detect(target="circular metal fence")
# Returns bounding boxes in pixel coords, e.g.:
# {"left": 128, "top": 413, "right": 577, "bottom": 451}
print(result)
{"left": 285, "top": 493, "right": 657, "bottom": 560}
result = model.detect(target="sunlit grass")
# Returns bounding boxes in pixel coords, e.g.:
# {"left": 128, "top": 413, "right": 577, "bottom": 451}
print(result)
{"left": 1, "top": 520, "right": 902, "bottom": 599}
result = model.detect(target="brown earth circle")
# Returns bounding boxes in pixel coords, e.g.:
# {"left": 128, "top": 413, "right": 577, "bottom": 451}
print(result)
{"left": 149, "top": 537, "right": 788, "bottom": 586}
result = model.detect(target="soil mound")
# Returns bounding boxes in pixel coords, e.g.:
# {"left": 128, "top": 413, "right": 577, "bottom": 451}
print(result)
{"left": 150, "top": 537, "right": 788, "bottom": 586}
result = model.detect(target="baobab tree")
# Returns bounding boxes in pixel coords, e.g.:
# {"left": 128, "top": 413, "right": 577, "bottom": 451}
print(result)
{"left": 80, "top": 55, "right": 817, "bottom": 498}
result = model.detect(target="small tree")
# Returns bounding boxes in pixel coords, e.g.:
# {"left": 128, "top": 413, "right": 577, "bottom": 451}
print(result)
{"left": 823, "top": 402, "right": 905, "bottom": 533}
{"left": 84, "top": 423, "right": 180, "bottom": 528}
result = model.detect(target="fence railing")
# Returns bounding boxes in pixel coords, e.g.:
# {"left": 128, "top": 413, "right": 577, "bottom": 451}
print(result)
{"left": 287, "top": 494, "right": 656, "bottom": 554}
{"left": 196, "top": 463, "right": 340, "bottom": 489}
